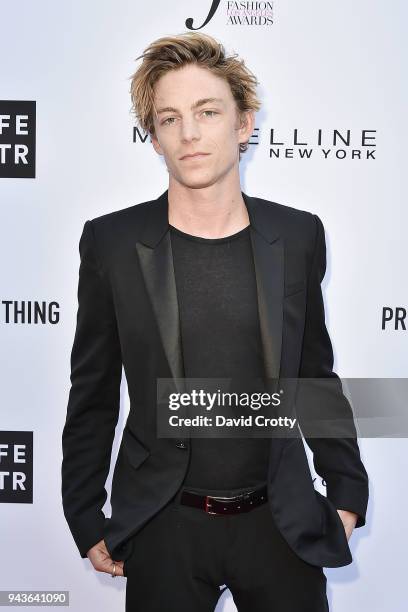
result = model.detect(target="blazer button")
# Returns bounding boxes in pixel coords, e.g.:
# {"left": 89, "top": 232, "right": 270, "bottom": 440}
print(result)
{"left": 175, "top": 440, "right": 188, "bottom": 449}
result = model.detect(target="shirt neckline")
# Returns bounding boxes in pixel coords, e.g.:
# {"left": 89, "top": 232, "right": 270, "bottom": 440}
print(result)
{"left": 169, "top": 223, "right": 251, "bottom": 244}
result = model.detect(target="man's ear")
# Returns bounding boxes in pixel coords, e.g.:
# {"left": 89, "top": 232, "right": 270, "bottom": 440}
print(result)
{"left": 237, "top": 110, "right": 255, "bottom": 145}
{"left": 151, "top": 132, "right": 163, "bottom": 156}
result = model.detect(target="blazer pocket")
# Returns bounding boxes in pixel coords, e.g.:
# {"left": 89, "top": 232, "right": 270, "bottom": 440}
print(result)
{"left": 121, "top": 427, "right": 150, "bottom": 470}
{"left": 284, "top": 279, "right": 307, "bottom": 298}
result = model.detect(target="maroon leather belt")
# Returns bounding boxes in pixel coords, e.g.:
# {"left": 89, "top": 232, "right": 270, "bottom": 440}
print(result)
{"left": 180, "top": 484, "right": 268, "bottom": 515}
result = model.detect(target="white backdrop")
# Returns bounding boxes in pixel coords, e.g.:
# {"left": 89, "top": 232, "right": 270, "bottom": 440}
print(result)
{"left": 0, "top": 1, "right": 407, "bottom": 610}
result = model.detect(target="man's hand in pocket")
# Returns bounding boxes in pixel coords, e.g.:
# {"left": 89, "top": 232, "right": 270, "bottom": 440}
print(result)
{"left": 336, "top": 509, "right": 358, "bottom": 541}
{"left": 87, "top": 539, "right": 125, "bottom": 576}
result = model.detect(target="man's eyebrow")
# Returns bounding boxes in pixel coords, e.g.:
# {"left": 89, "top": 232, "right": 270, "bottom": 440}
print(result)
{"left": 155, "top": 97, "right": 224, "bottom": 115}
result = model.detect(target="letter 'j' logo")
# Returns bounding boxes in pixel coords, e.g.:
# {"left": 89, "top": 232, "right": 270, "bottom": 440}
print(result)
{"left": 185, "top": 0, "right": 221, "bottom": 30}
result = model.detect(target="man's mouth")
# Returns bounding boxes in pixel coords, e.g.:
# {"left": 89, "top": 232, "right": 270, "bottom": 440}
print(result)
{"left": 180, "top": 153, "right": 210, "bottom": 160}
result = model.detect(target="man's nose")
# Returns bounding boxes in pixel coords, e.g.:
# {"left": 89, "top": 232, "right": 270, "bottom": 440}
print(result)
{"left": 180, "top": 117, "right": 201, "bottom": 142}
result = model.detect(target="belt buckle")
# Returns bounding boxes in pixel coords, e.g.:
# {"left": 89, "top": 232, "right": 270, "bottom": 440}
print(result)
{"left": 204, "top": 495, "right": 218, "bottom": 515}
{"left": 204, "top": 489, "right": 255, "bottom": 515}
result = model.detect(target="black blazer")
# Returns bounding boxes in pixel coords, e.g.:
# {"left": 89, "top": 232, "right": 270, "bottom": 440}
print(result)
{"left": 61, "top": 189, "right": 369, "bottom": 568}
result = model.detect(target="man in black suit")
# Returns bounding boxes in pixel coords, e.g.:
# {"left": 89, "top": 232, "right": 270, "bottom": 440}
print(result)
{"left": 61, "top": 32, "right": 368, "bottom": 611}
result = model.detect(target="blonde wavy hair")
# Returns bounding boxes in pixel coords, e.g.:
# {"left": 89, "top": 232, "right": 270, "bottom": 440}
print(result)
{"left": 128, "top": 31, "right": 261, "bottom": 155}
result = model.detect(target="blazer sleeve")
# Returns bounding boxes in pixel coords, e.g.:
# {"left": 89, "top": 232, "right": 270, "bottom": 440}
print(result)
{"left": 297, "top": 213, "right": 369, "bottom": 528}
{"left": 61, "top": 220, "right": 123, "bottom": 558}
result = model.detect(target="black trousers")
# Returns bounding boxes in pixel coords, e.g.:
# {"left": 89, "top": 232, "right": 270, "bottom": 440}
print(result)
{"left": 124, "top": 483, "right": 329, "bottom": 612}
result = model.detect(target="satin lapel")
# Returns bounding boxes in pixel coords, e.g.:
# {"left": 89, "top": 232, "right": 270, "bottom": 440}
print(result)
{"left": 249, "top": 228, "right": 284, "bottom": 394}
{"left": 135, "top": 191, "right": 185, "bottom": 394}
{"left": 243, "top": 193, "right": 284, "bottom": 395}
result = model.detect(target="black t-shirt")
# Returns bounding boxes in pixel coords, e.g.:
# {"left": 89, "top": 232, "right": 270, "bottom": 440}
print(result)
{"left": 169, "top": 222, "right": 270, "bottom": 491}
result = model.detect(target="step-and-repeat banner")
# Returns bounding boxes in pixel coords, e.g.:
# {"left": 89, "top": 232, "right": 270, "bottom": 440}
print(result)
{"left": 1, "top": 1, "right": 406, "bottom": 611}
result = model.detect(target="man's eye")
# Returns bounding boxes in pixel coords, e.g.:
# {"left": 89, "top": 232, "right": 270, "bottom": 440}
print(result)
{"left": 161, "top": 111, "right": 218, "bottom": 125}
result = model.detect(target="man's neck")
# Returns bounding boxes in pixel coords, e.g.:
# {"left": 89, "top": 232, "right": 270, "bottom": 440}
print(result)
{"left": 167, "top": 183, "right": 250, "bottom": 239}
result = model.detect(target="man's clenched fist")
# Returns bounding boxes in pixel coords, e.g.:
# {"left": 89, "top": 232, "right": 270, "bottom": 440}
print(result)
{"left": 87, "top": 539, "right": 125, "bottom": 576}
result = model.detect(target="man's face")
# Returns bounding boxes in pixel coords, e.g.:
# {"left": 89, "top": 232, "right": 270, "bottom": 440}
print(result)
{"left": 150, "top": 64, "right": 254, "bottom": 189}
